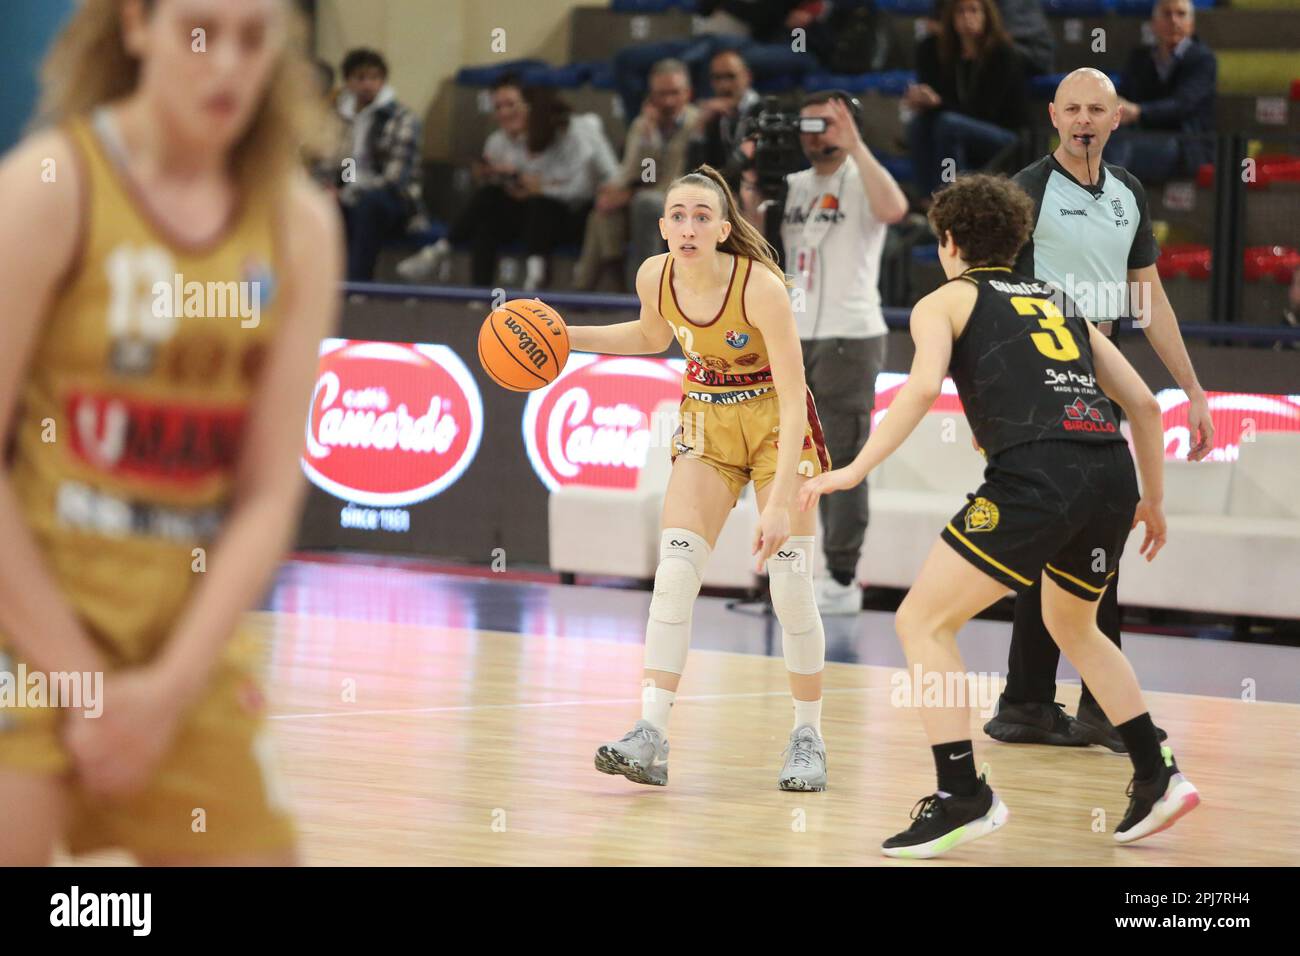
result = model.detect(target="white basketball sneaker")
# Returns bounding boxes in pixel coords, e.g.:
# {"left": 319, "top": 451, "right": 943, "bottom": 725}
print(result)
{"left": 815, "top": 576, "right": 861, "bottom": 616}
{"left": 595, "top": 720, "right": 669, "bottom": 787}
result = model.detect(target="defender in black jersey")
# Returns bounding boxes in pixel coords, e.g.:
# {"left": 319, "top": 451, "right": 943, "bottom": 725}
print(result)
{"left": 939, "top": 266, "right": 1137, "bottom": 600}
{"left": 800, "top": 175, "right": 1199, "bottom": 859}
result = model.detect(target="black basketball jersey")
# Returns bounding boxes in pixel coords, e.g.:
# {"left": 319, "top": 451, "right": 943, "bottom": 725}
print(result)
{"left": 948, "top": 266, "right": 1125, "bottom": 457}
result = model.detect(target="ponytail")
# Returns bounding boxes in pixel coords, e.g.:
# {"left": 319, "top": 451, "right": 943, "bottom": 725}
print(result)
{"left": 667, "top": 165, "right": 791, "bottom": 287}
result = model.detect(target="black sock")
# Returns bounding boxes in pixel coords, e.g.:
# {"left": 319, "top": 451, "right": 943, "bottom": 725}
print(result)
{"left": 1116, "top": 713, "right": 1162, "bottom": 781}
{"left": 933, "top": 740, "right": 979, "bottom": 797}
{"left": 830, "top": 569, "right": 854, "bottom": 587}
{"left": 1079, "top": 684, "right": 1097, "bottom": 711}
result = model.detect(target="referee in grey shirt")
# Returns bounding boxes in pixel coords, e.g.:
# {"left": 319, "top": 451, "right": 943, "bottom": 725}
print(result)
{"left": 984, "top": 68, "right": 1215, "bottom": 753}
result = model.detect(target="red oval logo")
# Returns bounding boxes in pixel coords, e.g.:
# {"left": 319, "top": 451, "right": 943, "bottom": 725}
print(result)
{"left": 522, "top": 355, "right": 684, "bottom": 491}
{"left": 1157, "top": 389, "right": 1300, "bottom": 461}
{"left": 302, "top": 340, "right": 484, "bottom": 505}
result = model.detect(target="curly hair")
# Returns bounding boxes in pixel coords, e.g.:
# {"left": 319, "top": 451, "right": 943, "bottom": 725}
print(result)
{"left": 927, "top": 174, "right": 1036, "bottom": 268}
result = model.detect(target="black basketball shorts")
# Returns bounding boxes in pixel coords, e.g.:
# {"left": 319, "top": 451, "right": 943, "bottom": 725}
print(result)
{"left": 940, "top": 439, "right": 1141, "bottom": 601}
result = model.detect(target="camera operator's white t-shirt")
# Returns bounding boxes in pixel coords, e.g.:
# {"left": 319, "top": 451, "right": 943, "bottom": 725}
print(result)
{"left": 781, "top": 155, "right": 888, "bottom": 340}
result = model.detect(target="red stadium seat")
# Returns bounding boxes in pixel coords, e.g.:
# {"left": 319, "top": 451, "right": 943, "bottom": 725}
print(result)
{"left": 1243, "top": 245, "right": 1300, "bottom": 283}
{"left": 1157, "top": 244, "right": 1213, "bottom": 280}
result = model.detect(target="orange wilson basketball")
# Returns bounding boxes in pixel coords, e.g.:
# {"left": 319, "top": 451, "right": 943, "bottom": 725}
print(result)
{"left": 478, "top": 298, "right": 570, "bottom": 391}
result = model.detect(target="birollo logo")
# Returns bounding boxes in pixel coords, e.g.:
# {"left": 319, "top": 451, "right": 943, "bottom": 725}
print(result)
{"left": 301, "top": 340, "right": 484, "bottom": 511}
{"left": 522, "top": 355, "right": 685, "bottom": 491}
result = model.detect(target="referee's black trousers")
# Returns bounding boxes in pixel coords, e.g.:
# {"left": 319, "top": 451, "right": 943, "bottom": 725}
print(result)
{"left": 1004, "top": 533, "right": 1123, "bottom": 709}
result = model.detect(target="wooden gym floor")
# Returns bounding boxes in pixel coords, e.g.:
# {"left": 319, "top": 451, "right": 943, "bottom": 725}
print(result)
{"left": 64, "top": 556, "right": 1300, "bottom": 866}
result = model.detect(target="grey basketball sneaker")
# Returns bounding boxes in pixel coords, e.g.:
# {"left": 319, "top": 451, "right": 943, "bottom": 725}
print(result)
{"left": 595, "top": 720, "right": 669, "bottom": 786}
{"left": 778, "top": 725, "right": 828, "bottom": 791}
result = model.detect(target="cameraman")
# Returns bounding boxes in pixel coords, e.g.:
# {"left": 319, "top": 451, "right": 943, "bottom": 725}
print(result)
{"left": 779, "top": 91, "right": 909, "bottom": 614}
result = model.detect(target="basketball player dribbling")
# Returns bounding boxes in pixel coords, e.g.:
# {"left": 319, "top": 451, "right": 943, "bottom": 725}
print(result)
{"left": 569, "top": 165, "right": 834, "bottom": 791}
{"left": 0, "top": 0, "right": 340, "bottom": 864}
{"left": 801, "top": 175, "right": 1199, "bottom": 857}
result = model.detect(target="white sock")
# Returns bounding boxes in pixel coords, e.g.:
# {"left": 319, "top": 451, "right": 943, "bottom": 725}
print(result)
{"left": 524, "top": 254, "right": 546, "bottom": 289}
{"left": 431, "top": 237, "right": 450, "bottom": 254}
{"left": 642, "top": 686, "right": 676, "bottom": 734}
{"left": 793, "top": 697, "right": 822, "bottom": 735}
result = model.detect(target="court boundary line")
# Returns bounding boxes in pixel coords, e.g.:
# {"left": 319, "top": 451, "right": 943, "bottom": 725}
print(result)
{"left": 269, "top": 685, "right": 881, "bottom": 721}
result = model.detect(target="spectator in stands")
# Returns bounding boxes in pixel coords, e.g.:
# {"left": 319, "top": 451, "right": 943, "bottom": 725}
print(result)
{"left": 1107, "top": 0, "right": 1217, "bottom": 183}
{"left": 398, "top": 76, "right": 619, "bottom": 291}
{"left": 576, "top": 59, "right": 700, "bottom": 291}
{"left": 611, "top": 1, "right": 811, "bottom": 124}
{"left": 913, "top": 1, "right": 1054, "bottom": 76}
{"left": 335, "top": 48, "right": 422, "bottom": 282}
{"left": 994, "top": 0, "right": 1054, "bottom": 77}
{"left": 687, "top": 49, "right": 761, "bottom": 190}
{"left": 905, "top": 0, "right": 1029, "bottom": 197}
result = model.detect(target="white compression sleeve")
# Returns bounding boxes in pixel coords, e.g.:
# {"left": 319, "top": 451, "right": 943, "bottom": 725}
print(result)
{"left": 766, "top": 535, "right": 825, "bottom": 676}
{"left": 642, "top": 528, "right": 711, "bottom": 675}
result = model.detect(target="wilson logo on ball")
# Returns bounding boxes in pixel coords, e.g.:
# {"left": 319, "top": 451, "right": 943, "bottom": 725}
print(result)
{"left": 502, "top": 316, "right": 550, "bottom": 371}
{"left": 522, "top": 354, "right": 684, "bottom": 491}
{"left": 301, "top": 340, "right": 483, "bottom": 506}
{"left": 480, "top": 298, "right": 570, "bottom": 392}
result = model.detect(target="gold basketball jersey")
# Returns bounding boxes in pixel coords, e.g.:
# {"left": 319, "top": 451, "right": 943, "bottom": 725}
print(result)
{"left": 657, "top": 253, "right": 775, "bottom": 401}
{"left": 4, "top": 113, "right": 282, "bottom": 665}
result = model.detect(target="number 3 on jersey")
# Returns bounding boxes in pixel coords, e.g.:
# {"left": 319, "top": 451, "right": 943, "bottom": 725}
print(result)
{"left": 1011, "top": 296, "right": 1079, "bottom": 362}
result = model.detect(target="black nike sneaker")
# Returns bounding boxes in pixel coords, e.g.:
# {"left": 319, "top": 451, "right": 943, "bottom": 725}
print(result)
{"left": 1114, "top": 746, "right": 1200, "bottom": 844}
{"left": 881, "top": 777, "right": 1010, "bottom": 859}
{"left": 1074, "top": 697, "right": 1169, "bottom": 753}
{"left": 982, "top": 695, "right": 1087, "bottom": 746}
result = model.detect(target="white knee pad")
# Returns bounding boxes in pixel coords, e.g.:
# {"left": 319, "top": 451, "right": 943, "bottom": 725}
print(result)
{"left": 767, "top": 536, "right": 825, "bottom": 676}
{"left": 643, "top": 528, "right": 710, "bottom": 675}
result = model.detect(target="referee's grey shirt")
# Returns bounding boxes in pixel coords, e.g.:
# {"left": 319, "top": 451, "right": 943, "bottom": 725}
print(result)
{"left": 1012, "top": 154, "right": 1160, "bottom": 324}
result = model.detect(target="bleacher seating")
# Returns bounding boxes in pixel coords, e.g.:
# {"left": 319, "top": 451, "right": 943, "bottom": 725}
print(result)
{"left": 396, "top": 0, "right": 1300, "bottom": 312}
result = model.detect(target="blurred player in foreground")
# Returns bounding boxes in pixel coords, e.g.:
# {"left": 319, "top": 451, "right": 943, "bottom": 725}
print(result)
{"left": 0, "top": 0, "right": 340, "bottom": 864}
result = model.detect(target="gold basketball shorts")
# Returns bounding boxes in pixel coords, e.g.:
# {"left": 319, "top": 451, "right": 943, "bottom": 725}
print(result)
{"left": 670, "top": 386, "right": 832, "bottom": 499}
{"left": 0, "top": 628, "right": 294, "bottom": 859}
